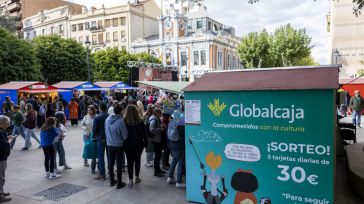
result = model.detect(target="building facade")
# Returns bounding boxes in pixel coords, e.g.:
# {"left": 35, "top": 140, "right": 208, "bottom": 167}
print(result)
{"left": 0, "top": 0, "right": 82, "bottom": 36}
{"left": 327, "top": 0, "right": 364, "bottom": 78}
{"left": 131, "top": 0, "right": 241, "bottom": 82}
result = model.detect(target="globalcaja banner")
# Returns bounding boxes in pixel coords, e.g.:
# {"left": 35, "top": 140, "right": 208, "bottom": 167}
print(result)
{"left": 185, "top": 90, "right": 335, "bottom": 204}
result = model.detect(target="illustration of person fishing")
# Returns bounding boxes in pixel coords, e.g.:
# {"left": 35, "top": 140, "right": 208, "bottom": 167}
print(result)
{"left": 189, "top": 137, "right": 228, "bottom": 204}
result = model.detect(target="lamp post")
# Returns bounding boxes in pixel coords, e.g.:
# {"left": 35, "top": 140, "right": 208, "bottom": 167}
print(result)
{"left": 85, "top": 40, "right": 91, "bottom": 82}
{"left": 333, "top": 49, "right": 340, "bottom": 64}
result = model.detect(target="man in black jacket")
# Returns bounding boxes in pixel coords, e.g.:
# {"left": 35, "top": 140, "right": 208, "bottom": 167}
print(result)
{"left": 92, "top": 103, "right": 109, "bottom": 180}
{"left": 0, "top": 115, "right": 14, "bottom": 203}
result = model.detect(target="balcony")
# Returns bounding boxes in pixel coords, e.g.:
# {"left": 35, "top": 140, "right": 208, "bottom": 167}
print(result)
{"left": 7, "top": 2, "right": 20, "bottom": 12}
{"left": 90, "top": 26, "right": 104, "bottom": 33}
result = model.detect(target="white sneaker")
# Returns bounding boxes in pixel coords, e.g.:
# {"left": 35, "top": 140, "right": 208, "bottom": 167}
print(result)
{"left": 54, "top": 168, "right": 61, "bottom": 174}
{"left": 145, "top": 162, "right": 153, "bottom": 167}
{"left": 167, "top": 177, "right": 176, "bottom": 184}
{"left": 45, "top": 172, "right": 50, "bottom": 178}
{"left": 176, "top": 183, "right": 186, "bottom": 188}
{"left": 49, "top": 173, "right": 61, "bottom": 179}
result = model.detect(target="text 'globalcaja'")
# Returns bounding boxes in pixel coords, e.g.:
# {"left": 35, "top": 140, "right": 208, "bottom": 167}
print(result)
{"left": 229, "top": 104, "right": 304, "bottom": 123}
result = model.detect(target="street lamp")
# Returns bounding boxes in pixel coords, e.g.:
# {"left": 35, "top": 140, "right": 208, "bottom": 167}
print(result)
{"left": 85, "top": 40, "right": 91, "bottom": 82}
{"left": 333, "top": 49, "right": 340, "bottom": 64}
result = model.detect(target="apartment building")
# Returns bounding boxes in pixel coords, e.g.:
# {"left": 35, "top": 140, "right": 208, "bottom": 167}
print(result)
{"left": 0, "top": 0, "right": 82, "bottom": 35}
{"left": 69, "top": 0, "right": 160, "bottom": 52}
{"left": 327, "top": 0, "right": 364, "bottom": 78}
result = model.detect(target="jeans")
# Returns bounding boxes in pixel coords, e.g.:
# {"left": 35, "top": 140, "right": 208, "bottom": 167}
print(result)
{"left": 10, "top": 125, "right": 26, "bottom": 149}
{"left": 352, "top": 110, "right": 362, "bottom": 126}
{"left": 108, "top": 146, "right": 124, "bottom": 184}
{"left": 24, "top": 128, "right": 40, "bottom": 148}
{"left": 54, "top": 141, "right": 66, "bottom": 168}
{"left": 97, "top": 140, "right": 108, "bottom": 177}
{"left": 168, "top": 149, "right": 185, "bottom": 183}
{"left": 43, "top": 145, "right": 55, "bottom": 173}
{"left": 153, "top": 142, "right": 162, "bottom": 173}
{"left": 146, "top": 152, "right": 154, "bottom": 163}
{"left": 125, "top": 146, "right": 143, "bottom": 180}
{"left": 0, "top": 161, "right": 7, "bottom": 193}
{"left": 162, "top": 147, "right": 171, "bottom": 167}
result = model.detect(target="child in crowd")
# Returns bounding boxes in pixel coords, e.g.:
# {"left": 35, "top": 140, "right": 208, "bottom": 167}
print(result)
{"left": 40, "top": 117, "right": 61, "bottom": 179}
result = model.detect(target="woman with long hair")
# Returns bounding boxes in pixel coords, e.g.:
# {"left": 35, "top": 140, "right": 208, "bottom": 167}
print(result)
{"left": 81, "top": 105, "right": 97, "bottom": 173}
{"left": 123, "top": 105, "right": 147, "bottom": 186}
{"left": 143, "top": 104, "right": 155, "bottom": 167}
{"left": 22, "top": 103, "right": 41, "bottom": 151}
{"left": 40, "top": 117, "right": 61, "bottom": 179}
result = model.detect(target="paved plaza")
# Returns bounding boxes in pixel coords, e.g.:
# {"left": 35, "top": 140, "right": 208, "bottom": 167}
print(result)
{"left": 3, "top": 117, "right": 364, "bottom": 204}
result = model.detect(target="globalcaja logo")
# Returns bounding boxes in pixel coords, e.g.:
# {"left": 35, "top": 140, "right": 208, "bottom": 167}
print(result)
{"left": 208, "top": 99, "right": 227, "bottom": 117}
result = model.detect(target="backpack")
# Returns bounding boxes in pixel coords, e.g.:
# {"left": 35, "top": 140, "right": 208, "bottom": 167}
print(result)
{"left": 167, "top": 120, "right": 179, "bottom": 142}
{"left": 146, "top": 118, "right": 156, "bottom": 138}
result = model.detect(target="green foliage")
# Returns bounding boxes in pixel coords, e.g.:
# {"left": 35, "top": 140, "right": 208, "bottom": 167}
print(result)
{"left": 32, "top": 35, "right": 89, "bottom": 84}
{"left": 294, "top": 56, "right": 319, "bottom": 66}
{"left": 0, "top": 27, "right": 41, "bottom": 83}
{"left": 0, "top": 12, "right": 16, "bottom": 33}
{"left": 238, "top": 24, "right": 313, "bottom": 68}
{"left": 93, "top": 48, "right": 161, "bottom": 83}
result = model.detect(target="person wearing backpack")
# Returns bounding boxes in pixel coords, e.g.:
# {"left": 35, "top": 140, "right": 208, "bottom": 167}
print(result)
{"left": 166, "top": 110, "right": 186, "bottom": 188}
{"left": 1, "top": 97, "right": 14, "bottom": 118}
{"left": 149, "top": 108, "right": 165, "bottom": 177}
{"left": 143, "top": 104, "right": 155, "bottom": 167}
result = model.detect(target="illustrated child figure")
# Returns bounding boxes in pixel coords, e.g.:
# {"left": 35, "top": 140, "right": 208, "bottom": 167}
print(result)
{"left": 201, "top": 152, "right": 228, "bottom": 204}
{"left": 231, "top": 169, "right": 259, "bottom": 204}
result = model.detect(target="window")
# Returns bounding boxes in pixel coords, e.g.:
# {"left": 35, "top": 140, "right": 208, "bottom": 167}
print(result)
{"left": 104, "top": 19, "right": 110, "bottom": 28}
{"left": 42, "top": 29, "right": 45, "bottom": 35}
{"left": 79, "top": 36, "right": 83, "bottom": 43}
{"left": 97, "top": 20, "right": 103, "bottom": 27}
{"left": 113, "top": 31, "right": 118, "bottom": 41}
{"left": 78, "top": 23, "right": 83, "bottom": 31}
{"left": 112, "top": 18, "right": 118, "bottom": 27}
{"left": 218, "top": 52, "right": 222, "bottom": 67}
{"left": 85, "top": 22, "right": 90, "bottom": 30}
{"left": 181, "top": 52, "right": 187, "bottom": 66}
{"left": 26, "top": 32, "right": 30, "bottom": 39}
{"left": 106, "top": 32, "right": 110, "bottom": 42}
{"left": 121, "top": 46, "right": 126, "bottom": 50}
{"left": 92, "top": 35, "right": 97, "bottom": 44}
{"left": 120, "top": 30, "right": 125, "bottom": 39}
{"left": 85, "top": 35, "right": 90, "bottom": 42}
{"left": 227, "top": 54, "right": 231, "bottom": 68}
{"left": 98, "top": 33, "right": 103, "bottom": 43}
{"left": 194, "top": 51, "right": 199, "bottom": 65}
{"left": 208, "top": 21, "right": 211, "bottom": 30}
{"left": 59, "top": 24, "right": 64, "bottom": 34}
{"left": 50, "top": 27, "right": 54, "bottom": 34}
{"left": 72, "top": 24, "right": 76, "bottom": 32}
{"left": 201, "top": 51, "right": 206, "bottom": 65}
{"left": 91, "top": 21, "right": 96, "bottom": 28}
{"left": 197, "top": 21, "right": 202, "bottom": 29}
{"left": 120, "top": 17, "right": 126, "bottom": 26}
{"left": 232, "top": 56, "right": 235, "bottom": 69}
{"left": 33, "top": 31, "right": 36, "bottom": 37}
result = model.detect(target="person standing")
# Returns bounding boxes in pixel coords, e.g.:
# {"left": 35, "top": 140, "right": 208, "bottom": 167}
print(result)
{"left": 105, "top": 105, "right": 128, "bottom": 189}
{"left": 37, "top": 100, "right": 46, "bottom": 129}
{"left": 123, "top": 105, "right": 147, "bottom": 186}
{"left": 54, "top": 116, "right": 71, "bottom": 171}
{"left": 136, "top": 97, "right": 144, "bottom": 118}
{"left": 92, "top": 103, "right": 109, "bottom": 180}
{"left": 19, "top": 96, "right": 27, "bottom": 114}
{"left": 26, "top": 94, "right": 39, "bottom": 113}
{"left": 0, "top": 115, "right": 14, "bottom": 202}
{"left": 1, "top": 97, "right": 14, "bottom": 118}
{"left": 40, "top": 117, "right": 61, "bottom": 179}
{"left": 22, "top": 103, "right": 41, "bottom": 151}
{"left": 349, "top": 90, "right": 364, "bottom": 128}
{"left": 81, "top": 106, "right": 97, "bottom": 172}
{"left": 68, "top": 98, "right": 79, "bottom": 127}
{"left": 10, "top": 106, "right": 26, "bottom": 149}
{"left": 149, "top": 108, "right": 165, "bottom": 177}
{"left": 143, "top": 104, "right": 155, "bottom": 167}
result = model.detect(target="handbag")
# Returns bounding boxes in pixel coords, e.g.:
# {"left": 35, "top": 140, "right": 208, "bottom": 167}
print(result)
{"left": 82, "top": 132, "right": 97, "bottom": 159}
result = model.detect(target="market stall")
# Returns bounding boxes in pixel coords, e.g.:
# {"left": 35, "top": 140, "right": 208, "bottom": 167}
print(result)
{"left": 137, "top": 81, "right": 191, "bottom": 94}
{"left": 183, "top": 66, "right": 339, "bottom": 204}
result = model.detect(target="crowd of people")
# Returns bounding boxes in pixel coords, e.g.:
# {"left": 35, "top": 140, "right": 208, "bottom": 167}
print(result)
{"left": 0, "top": 90, "right": 186, "bottom": 202}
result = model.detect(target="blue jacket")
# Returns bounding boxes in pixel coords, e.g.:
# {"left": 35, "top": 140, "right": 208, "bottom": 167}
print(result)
{"left": 40, "top": 128, "right": 58, "bottom": 147}
{"left": 92, "top": 112, "right": 109, "bottom": 141}
{"left": 105, "top": 115, "right": 128, "bottom": 147}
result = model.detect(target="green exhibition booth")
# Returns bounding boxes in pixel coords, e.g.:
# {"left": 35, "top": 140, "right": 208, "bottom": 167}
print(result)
{"left": 183, "top": 66, "right": 339, "bottom": 204}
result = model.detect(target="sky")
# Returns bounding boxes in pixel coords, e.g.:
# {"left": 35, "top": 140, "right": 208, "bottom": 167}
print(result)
{"left": 68, "top": 0, "right": 331, "bottom": 64}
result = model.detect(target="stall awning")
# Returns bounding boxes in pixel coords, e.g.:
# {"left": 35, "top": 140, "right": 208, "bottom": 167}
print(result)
{"left": 19, "top": 89, "right": 69, "bottom": 93}
{"left": 0, "top": 81, "right": 40, "bottom": 90}
{"left": 94, "top": 81, "right": 139, "bottom": 90}
{"left": 137, "top": 81, "right": 191, "bottom": 94}
{"left": 52, "top": 81, "right": 88, "bottom": 89}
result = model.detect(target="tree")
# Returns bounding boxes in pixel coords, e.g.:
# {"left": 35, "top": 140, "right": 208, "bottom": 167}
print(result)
{"left": 294, "top": 56, "right": 319, "bottom": 66}
{"left": 32, "top": 35, "right": 89, "bottom": 84}
{"left": 238, "top": 24, "right": 313, "bottom": 68}
{"left": 248, "top": 0, "right": 364, "bottom": 16}
{"left": 270, "top": 24, "right": 312, "bottom": 67}
{"left": 0, "top": 27, "right": 41, "bottom": 83}
{"left": 0, "top": 8, "right": 16, "bottom": 33}
{"left": 238, "top": 29, "right": 272, "bottom": 68}
{"left": 93, "top": 48, "right": 161, "bottom": 83}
